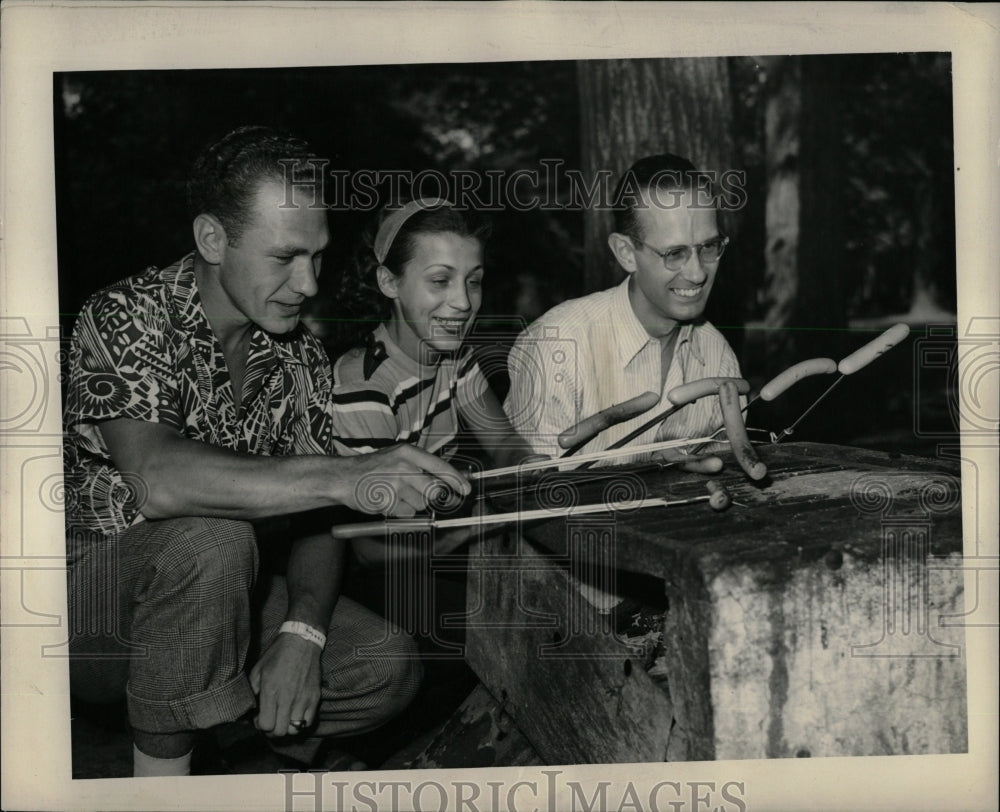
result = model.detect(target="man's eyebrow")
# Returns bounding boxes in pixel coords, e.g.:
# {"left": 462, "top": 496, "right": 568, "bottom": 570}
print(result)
{"left": 661, "top": 234, "right": 722, "bottom": 249}
{"left": 270, "top": 243, "right": 328, "bottom": 255}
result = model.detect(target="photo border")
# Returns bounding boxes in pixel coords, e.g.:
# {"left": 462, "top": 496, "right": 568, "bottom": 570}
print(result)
{"left": 2, "top": 3, "right": 997, "bottom": 810}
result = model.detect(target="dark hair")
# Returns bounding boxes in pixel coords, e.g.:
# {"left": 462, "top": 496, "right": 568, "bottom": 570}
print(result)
{"left": 186, "top": 125, "right": 323, "bottom": 245}
{"left": 332, "top": 204, "right": 492, "bottom": 355}
{"left": 612, "top": 153, "right": 716, "bottom": 241}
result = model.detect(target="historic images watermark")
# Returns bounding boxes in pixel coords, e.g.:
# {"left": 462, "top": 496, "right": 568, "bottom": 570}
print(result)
{"left": 278, "top": 160, "right": 750, "bottom": 213}
{"left": 848, "top": 470, "right": 965, "bottom": 659}
{"left": 911, "top": 319, "right": 999, "bottom": 634}
{"left": 282, "top": 770, "right": 748, "bottom": 812}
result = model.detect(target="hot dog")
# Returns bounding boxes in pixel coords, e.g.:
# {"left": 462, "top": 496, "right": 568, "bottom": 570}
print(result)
{"left": 758, "top": 358, "right": 837, "bottom": 401}
{"left": 667, "top": 377, "right": 750, "bottom": 407}
{"left": 557, "top": 390, "right": 660, "bottom": 450}
{"left": 705, "top": 479, "right": 732, "bottom": 511}
{"left": 837, "top": 323, "right": 910, "bottom": 375}
{"left": 719, "top": 379, "right": 767, "bottom": 481}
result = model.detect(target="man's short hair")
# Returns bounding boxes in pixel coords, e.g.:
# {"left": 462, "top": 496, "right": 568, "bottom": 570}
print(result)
{"left": 612, "top": 153, "right": 710, "bottom": 241}
{"left": 186, "top": 125, "right": 323, "bottom": 245}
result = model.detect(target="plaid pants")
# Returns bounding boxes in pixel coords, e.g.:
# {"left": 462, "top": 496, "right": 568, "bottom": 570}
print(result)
{"left": 67, "top": 517, "right": 422, "bottom": 749}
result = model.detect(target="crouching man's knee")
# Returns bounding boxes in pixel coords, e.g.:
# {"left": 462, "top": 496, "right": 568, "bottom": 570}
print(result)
{"left": 138, "top": 517, "right": 259, "bottom": 600}
{"left": 368, "top": 636, "right": 423, "bottom": 726}
{"left": 330, "top": 629, "right": 424, "bottom": 734}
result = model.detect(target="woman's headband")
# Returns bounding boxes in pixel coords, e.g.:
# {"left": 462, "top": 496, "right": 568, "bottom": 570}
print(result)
{"left": 373, "top": 198, "right": 453, "bottom": 265}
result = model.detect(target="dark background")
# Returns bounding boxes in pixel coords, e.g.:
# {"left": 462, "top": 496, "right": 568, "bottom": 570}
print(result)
{"left": 54, "top": 54, "right": 958, "bottom": 456}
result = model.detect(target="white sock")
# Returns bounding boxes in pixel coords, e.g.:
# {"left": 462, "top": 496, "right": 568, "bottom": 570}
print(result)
{"left": 132, "top": 743, "right": 193, "bottom": 777}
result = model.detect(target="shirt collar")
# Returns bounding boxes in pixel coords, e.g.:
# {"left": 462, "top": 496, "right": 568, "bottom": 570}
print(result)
{"left": 611, "top": 277, "right": 655, "bottom": 367}
{"left": 612, "top": 276, "right": 706, "bottom": 368}
{"left": 374, "top": 323, "right": 430, "bottom": 379}
{"left": 374, "top": 322, "right": 466, "bottom": 379}
{"left": 165, "top": 252, "right": 306, "bottom": 368}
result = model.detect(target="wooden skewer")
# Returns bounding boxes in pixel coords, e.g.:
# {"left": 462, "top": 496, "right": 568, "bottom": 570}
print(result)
{"left": 590, "top": 378, "right": 752, "bottom": 457}
{"left": 476, "top": 461, "right": 670, "bottom": 501}
{"left": 331, "top": 493, "right": 713, "bottom": 539}
{"left": 682, "top": 358, "right": 839, "bottom": 457}
{"left": 468, "top": 434, "right": 726, "bottom": 482}
{"left": 773, "top": 325, "right": 909, "bottom": 443}
{"left": 558, "top": 391, "right": 660, "bottom": 457}
{"left": 570, "top": 378, "right": 751, "bottom": 472}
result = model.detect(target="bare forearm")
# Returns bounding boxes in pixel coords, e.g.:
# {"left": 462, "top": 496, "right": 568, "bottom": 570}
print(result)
{"left": 285, "top": 533, "right": 345, "bottom": 631}
{"left": 133, "top": 437, "right": 350, "bottom": 520}
{"left": 98, "top": 418, "right": 469, "bottom": 522}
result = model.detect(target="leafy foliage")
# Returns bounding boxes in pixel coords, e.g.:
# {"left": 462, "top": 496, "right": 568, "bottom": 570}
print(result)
{"left": 55, "top": 54, "right": 954, "bottom": 347}
{"left": 728, "top": 53, "right": 955, "bottom": 321}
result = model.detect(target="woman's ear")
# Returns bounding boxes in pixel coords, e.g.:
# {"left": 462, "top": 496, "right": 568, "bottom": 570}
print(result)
{"left": 608, "top": 232, "right": 638, "bottom": 275}
{"left": 193, "top": 213, "right": 228, "bottom": 265}
{"left": 376, "top": 264, "right": 401, "bottom": 299}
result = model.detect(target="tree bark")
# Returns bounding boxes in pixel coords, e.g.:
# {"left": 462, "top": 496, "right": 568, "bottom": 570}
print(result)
{"left": 757, "top": 55, "right": 848, "bottom": 374}
{"left": 577, "top": 58, "right": 735, "bottom": 294}
{"left": 797, "top": 57, "right": 848, "bottom": 350}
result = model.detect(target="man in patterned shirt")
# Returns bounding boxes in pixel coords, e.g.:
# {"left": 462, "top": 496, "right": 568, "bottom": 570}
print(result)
{"left": 505, "top": 153, "right": 741, "bottom": 470}
{"left": 63, "top": 126, "right": 468, "bottom": 776}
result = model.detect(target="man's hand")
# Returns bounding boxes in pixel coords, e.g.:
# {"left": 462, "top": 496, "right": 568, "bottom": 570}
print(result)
{"left": 249, "top": 632, "right": 322, "bottom": 738}
{"left": 338, "top": 443, "right": 471, "bottom": 518}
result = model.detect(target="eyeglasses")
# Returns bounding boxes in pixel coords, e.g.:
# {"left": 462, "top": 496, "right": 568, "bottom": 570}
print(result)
{"left": 632, "top": 235, "right": 729, "bottom": 271}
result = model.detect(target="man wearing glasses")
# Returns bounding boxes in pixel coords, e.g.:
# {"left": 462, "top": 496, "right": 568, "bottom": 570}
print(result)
{"left": 504, "top": 153, "right": 739, "bottom": 465}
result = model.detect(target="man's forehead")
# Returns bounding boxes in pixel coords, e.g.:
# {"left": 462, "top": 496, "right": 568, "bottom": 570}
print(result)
{"left": 243, "top": 179, "right": 328, "bottom": 237}
{"left": 251, "top": 178, "right": 326, "bottom": 213}
{"left": 635, "top": 188, "right": 719, "bottom": 235}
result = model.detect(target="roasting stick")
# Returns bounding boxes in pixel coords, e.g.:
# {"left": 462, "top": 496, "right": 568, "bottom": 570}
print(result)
{"left": 543, "top": 360, "right": 839, "bottom": 482}
{"left": 686, "top": 324, "right": 911, "bottom": 458}
{"left": 686, "top": 357, "right": 839, "bottom": 453}
{"left": 465, "top": 330, "right": 902, "bottom": 506}
{"left": 462, "top": 392, "right": 664, "bottom": 502}
{"left": 771, "top": 323, "right": 910, "bottom": 444}
{"left": 331, "top": 493, "right": 715, "bottom": 540}
{"left": 332, "top": 338, "right": 912, "bottom": 542}
{"left": 572, "top": 359, "right": 838, "bottom": 482}
{"left": 558, "top": 391, "right": 660, "bottom": 457}
{"left": 468, "top": 433, "right": 725, "bottom": 482}
{"left": 595, "top": 377, "right": 752, "bottom": 455}
{"left": 570, "top": 377, "right": 751, "bottom": 473}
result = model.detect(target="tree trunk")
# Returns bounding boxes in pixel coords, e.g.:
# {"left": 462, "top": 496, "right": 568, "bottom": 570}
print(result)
{"left": 756, "top": 55, "right": 848, "bottom": 374}
{"left": 760, "top": 55, "right": 800, "bottom": 372}
{"left": 577, "top": 58, "right": 736, "bottom": 294}
{"left": 797, "top": 57, "right": 848, "bottom": 351}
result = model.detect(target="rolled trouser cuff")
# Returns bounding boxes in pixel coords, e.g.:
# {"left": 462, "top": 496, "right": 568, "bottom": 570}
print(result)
{"left": 127, "top": 671, "right": 256, "bottom": 733}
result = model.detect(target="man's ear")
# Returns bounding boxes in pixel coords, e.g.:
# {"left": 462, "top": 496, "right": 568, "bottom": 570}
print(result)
{"left": 608, "top": 232, "right": 638, "bottom": 275}
{"left": 375, "top": 265, "right": 400, "bottom": 299}
{"left": 193, "top": 213, "right": 228, "bottom": 265}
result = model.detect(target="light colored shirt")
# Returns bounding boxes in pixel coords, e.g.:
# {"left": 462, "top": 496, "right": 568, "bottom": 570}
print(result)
{"left": 504, "top": 277, "right": 742, "bottom": 464}
{"left": 331, "top": 323, "right": 490, "bottom": 458}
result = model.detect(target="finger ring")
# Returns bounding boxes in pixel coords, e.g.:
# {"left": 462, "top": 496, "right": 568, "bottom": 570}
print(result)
{"left": 290, "top": 719, "right": 308, "bottom": 730}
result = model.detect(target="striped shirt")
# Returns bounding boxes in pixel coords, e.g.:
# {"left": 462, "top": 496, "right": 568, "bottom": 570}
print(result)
{"left": 331, "top": 323, "right": 490, "bottom": 458}
{"left": 503, "top": 277, "right": 742, "bottom": 464}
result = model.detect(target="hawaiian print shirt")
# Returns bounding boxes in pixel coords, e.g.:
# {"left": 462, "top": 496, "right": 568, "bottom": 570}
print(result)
{"left": 63, "top": 253, "right": 335, "bottom": 540}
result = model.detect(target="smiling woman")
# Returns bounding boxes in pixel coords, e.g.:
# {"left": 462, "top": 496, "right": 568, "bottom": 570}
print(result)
{"left": 376, "top": 227, "right": 484, "bottom": 362}
{"left": 330, "top": 200, "right": 531, "bottom": 459}
{"left": 328, "top": 199, "right": 540, "bottom": 566}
